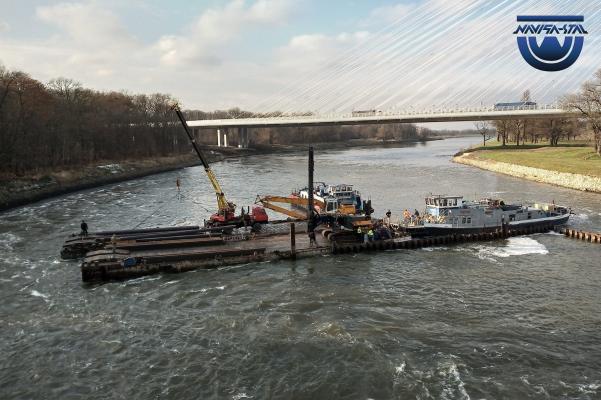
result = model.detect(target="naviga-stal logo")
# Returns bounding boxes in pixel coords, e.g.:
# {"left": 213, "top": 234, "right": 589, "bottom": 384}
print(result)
{"left": 513, "top": 15, "right": 588, "bottom": 72}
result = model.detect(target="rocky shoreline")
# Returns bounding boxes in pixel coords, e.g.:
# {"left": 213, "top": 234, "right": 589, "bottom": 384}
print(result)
{"left": 0, "top": 138, "right": 438, "bottom": 212}
{"left": 0, "top": 155, "right": 202, "bottom": 212}
{"left": 454, "top": 152, "right": 601, "bottom": 193}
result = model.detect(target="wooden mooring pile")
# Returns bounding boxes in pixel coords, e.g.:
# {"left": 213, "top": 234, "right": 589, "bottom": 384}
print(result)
{"left": 555, "top": 226, "right": 601, "bottom": 244}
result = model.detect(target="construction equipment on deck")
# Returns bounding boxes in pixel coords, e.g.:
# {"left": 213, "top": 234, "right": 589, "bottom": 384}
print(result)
{"left": 172, "top": 103, "right": 268, "bottom": 227}
{"left": 255, "top": 194, "right": 367, "bottom": 221}
{"left": 256, "top": 195, "right": 326, "bottom": 220}
{"left": 255, "top": 194, "right": 373, "bottom": 237}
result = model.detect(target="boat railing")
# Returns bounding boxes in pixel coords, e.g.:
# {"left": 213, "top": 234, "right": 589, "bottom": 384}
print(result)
{"left": 398, "top": 213, "right": 449, "bottom": 227}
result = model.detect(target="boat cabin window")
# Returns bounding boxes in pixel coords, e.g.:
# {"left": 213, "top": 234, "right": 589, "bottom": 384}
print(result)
{"left": 467, "top": 217, "right": 471, "bottom": 224}
{"left": 509, "top": 214, "right": 515, "bottom": 222}
{"left": 426, "top": 197, "right": 462, "bottom": 207}
{"left": 462, "top": 217, "right": 466, "bottom": 224}
{"left": 527, "top": 212, "right": 532, "bottom": 219}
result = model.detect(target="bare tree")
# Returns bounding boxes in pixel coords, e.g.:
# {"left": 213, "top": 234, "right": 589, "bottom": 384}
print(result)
{"left": 48, "top": 77, "right": 82, "bottom": 103}
{"left": 1, "top": 66, "right": 431, "bottom": 176}
{"left": 536, "top": 118, "right": 570, "bottom": 146}
{"left": 563, "top": 69, "right": 601, "bottom": 155}
{"left": 517, "top": 90, "right": 532, "bottom": 146}
{"left": 474, "top": 121, "right": 492, "bottom": 146}
{"left": 512, "top": 119, "right": 524, "bottom": 146}
{"left": 493, "top": 120, "right": 510, "bottom": 146}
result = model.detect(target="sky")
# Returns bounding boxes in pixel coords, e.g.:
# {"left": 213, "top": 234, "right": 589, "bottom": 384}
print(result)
{"left": 1, "top": 0, "right": 600, "bottom": 130}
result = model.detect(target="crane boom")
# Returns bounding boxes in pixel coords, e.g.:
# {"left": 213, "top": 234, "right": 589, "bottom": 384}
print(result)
{"left": 172, "top": 104, "right": 234, "bottom": 214}
{"left": 256, "top": 195, "right": 325, "bottom": 220}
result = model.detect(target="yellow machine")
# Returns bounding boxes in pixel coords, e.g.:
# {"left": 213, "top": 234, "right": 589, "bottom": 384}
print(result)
{"left": 256, "top": 195, "right": 362, "bottom": 220}
{"left": 256, "top": 195, "right": 324, "bottom": 220}
{"left": 172, "top": 104, "right": 241, "bottom": 225}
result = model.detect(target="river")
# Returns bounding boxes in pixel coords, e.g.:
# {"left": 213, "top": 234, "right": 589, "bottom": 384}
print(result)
{"left": 1, "top": 137, "right": 600, "bottom": 399}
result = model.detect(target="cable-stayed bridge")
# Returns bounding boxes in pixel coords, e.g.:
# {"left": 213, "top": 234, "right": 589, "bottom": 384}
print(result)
{"left": 188, "top": 104, "right": 571, "bottom": 129}
{"left": 185, "top": 0, "right": 600, "bottom": 147}
{"left": 187, "top": 104, "right": 575, "bottom": 148}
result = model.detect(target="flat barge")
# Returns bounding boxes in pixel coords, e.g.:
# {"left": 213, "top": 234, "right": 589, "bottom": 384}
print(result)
{"left": 78, "top": 221, "right": 328, "bottom": 282}
{"left": 61, "top": 225, "right": 235, "bottom": 259}
{"left": 60, "top": 142, "right": 591, "bottom": 283}
{"left": 65, "top": 216, "right": 594, "bottom": 282}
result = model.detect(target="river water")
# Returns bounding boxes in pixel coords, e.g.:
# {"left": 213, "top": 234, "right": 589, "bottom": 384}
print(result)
{"left": 1, "top": 137, "right": 600, "bottom": 399}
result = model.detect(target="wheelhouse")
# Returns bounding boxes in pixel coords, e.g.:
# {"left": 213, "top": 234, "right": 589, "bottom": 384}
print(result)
{"left": 316, "top": 182, "right": 362, "bottom": 210}
{"left": 425, "top": 195, "right": 463, "bottom": 217}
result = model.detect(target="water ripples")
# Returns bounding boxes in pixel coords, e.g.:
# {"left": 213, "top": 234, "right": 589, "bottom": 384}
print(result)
{"left": 1, "top": 138, "right": 601, "bottom": 399}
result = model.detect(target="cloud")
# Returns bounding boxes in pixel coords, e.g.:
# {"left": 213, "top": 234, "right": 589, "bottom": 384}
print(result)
{"left": 156, "top": 0, "right": 296, "bottom": 66}
{"left": 35, "top": 2, "right": 136, "bottom": 48}
{"left": 28, "top": 2, "right": 141, "bottom": 79}
{"left": 1, "top": 0, "right": 600, "bottom": 115}
{"left": 276, "top": 31, "right": 369, "bottom": 71}
{"left": 259, "top": 0, "right": 601, "bottom": 113}
{"left": 360, "top": 3, "right": 415, "bottom": 27}
{"left": 0, "top": 0, "right": 301, "bottom": 109}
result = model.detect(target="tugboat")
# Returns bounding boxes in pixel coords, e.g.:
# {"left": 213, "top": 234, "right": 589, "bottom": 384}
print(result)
{"left": 403, "top": 195, "right": 570, "bottom": 237}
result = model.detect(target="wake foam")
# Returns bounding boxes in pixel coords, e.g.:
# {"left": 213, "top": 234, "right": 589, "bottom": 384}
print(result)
{"left": 477, "top": 237, "right": 548, "bottom": 260}
{"left": 31, "top": 290, "right": 49, "bottom": 300}
{"left": 0, "top": 232, "right": 21, "bottom": 252}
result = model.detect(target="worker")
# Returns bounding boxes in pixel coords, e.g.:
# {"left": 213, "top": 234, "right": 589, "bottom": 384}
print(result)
{"left": 176, "top": 177, "right": 181, "bottom": 199}
{"left": 357, "top": 226, "right": 363, "bottom": 242}
{"left": 80, "top": 220, "right": 88, "bottom": 237}
{"left": 380, "top": 226, "right": 392, "bottom": 240}
{"left": 309, "top": 230, "right": 317, "bottom": 247}
{"left": 403, "top": 209, "right": 410, "bottom": 223}
{"left": 111, "top": 234, "right": 117, "bottom": 254}
{"left": 367, "top": 228, "right": 374, "bottom": 242}
{"left": 385, "top": 210, "right": 392, "bottom": 226}
{"left": 414, "top": 209, "right": 420, "bottom": 217}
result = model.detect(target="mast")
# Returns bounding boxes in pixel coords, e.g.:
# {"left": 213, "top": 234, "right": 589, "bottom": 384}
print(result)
{"left": 172, "top": 104, "right": 234, "bottom": 215}
{"left": 307, "top": 146, "right": 315, "bottom": 236}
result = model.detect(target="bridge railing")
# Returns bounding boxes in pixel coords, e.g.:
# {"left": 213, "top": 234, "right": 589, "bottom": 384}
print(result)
{"left": 227, "top": 103, "right": 562, "bottom": 121}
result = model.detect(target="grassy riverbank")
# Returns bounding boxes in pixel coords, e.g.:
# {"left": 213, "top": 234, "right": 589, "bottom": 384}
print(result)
{"left": 473, "top": 147, "right": 601, "bottom": 178}
{"left": 454, "top": 143, "right": 601, "bottom": 192}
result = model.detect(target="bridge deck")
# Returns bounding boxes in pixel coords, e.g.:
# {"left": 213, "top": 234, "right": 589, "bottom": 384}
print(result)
{"left": 188, "top": 108, "right": 574, "bottom": 129}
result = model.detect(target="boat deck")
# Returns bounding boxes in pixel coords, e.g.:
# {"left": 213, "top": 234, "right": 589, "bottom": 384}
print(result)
{"left": 80, "top": 226, "right": 330, "bottom": 282}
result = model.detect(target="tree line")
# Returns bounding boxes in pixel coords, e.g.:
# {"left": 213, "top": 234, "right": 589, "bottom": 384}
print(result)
{"left": 1, "top": 65, "right": 186, "bottom": 175}
{"left": 564, "top": 68, "right": 601, "bottom": 155}
{"left": 0, "top": 66, "right": 429, "bottom": 176}
{"left": 475, "top": 70, "right": 601, "bottom": 155}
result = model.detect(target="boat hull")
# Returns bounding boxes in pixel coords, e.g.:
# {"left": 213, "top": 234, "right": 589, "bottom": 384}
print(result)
{"left": 407, "top": 214, "right": 569, "bottom": 238}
